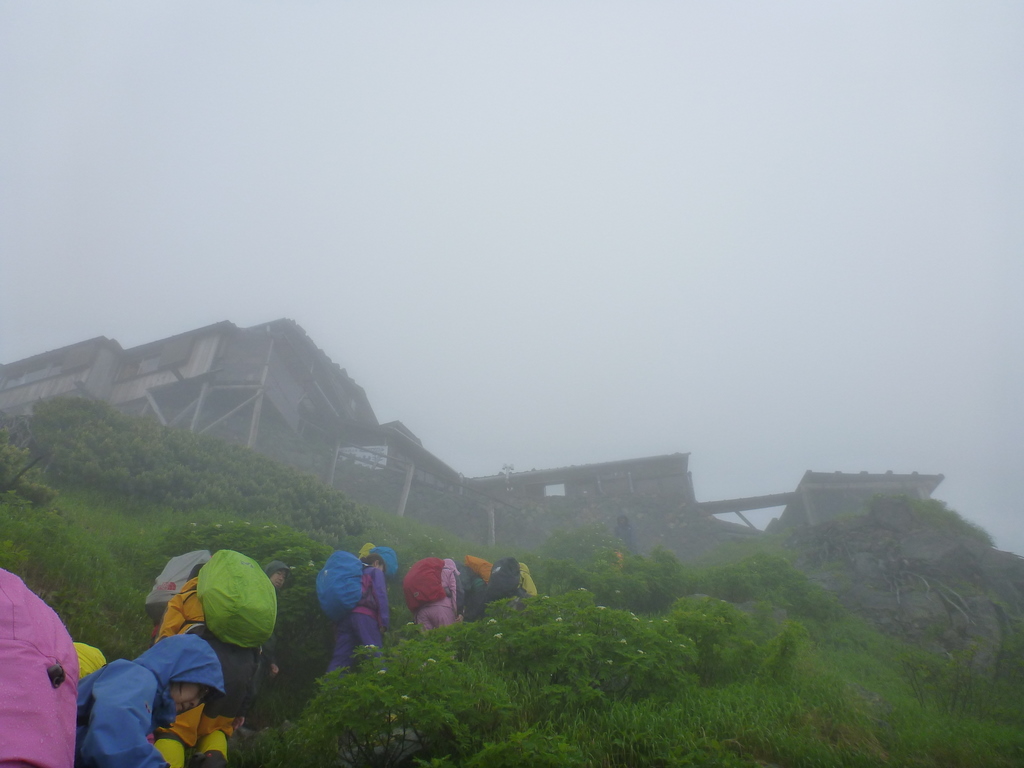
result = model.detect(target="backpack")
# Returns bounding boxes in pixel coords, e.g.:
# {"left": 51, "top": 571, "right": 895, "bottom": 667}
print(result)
{"left": 316, "top": 551, "right": 365, "bottom": 621}
{"left": 485, "top": 557, "right": 524, "bottom": 603}
{"left": 145, "top": 550, "right": 211, "bottom": 623}
{"left": 0, "top": 568, "right": 78, "bottom": 768}
{"left": 185, "top": 624, "right": 260, "bottom": 720}
{"left": 403, "top": 558, "right": 447, "bottom": 611}
{"left": 197, "top": 550, "right": 278, "bottom": 648}
{"left": 464, "top": 555, "right": 493, "bottom": 582}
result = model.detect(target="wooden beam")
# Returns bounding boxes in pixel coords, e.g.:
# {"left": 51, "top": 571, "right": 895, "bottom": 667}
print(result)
{"left": 327, "top": 439, "right": 341, "bottom": 486}
{"left": 144, "top": 392, "right": 168, "bottom": 426}
{"left": 189, "top": 381, "right": 209, "bottom": 432}
{"left": 248, "top": 337, "right": 274, "bottom": 449}
{"left": 396, "top": 460, "right": 415, "bottom": 517}
{"left": 198, "top": 392, "right": 260, "bottom": 435}
{"left": 168, "top": 399, "right": 198, "bottom": 428}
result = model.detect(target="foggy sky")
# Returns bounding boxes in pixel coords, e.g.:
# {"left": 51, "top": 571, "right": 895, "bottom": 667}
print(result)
{"left": 2, "top": 4, "right": 1022, "bottom": 551}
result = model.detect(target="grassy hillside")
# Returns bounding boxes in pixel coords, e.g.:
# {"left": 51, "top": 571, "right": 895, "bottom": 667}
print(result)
{"left": 2, "top": 401, "right": 1024, "bottom": 766}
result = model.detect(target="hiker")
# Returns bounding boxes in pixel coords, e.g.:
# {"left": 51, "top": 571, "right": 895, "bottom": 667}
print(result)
{"left": 483, "top": 557, "right": 529, "bottom": 608}
{"left": 327, "top": 552, "right": 389, "bottom": 673}
{"left": 260, "top": 560, "right": 290, "bottom": 678}
{"left": 1, "top": 567, "right": 79, "bottom": 768}
{"left": 518, "top": 562, "right": 538, "bottom": 597}
{"left": 461, "top": 556, "right": 491, "bottom": 622}
{"left": 75, "top": 633, "right": 224, "bottom": 768}
{"left": 153, "top": 550, "right": 273, "bottom": 768}
{"left": 146, "top": 551, "right": 212, "bottom": 642}
{"left": 156, "top": 563, "right": 206, "bottom": 642}
{"left": 614, "top": 514, "right": 636, "bottom": 553}
{"left": 405, "top": 557, "right": 462, "bottom": 630}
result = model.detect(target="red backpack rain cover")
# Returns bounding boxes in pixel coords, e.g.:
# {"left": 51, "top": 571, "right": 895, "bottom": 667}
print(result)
{"left": 403, "top": 558, "right": 447, "bottom": 611}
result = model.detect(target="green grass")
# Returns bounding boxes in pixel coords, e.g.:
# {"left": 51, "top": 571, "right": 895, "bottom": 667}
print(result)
{"left": 4, "top": 415, "right": 1024, "bottom": 767}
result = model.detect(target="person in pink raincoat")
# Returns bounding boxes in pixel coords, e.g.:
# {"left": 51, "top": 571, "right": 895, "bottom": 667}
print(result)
{"left": 413, "top": 558, "right": 462, "bottom": 631}
{"left": 0, "top": 567, "right": 79, "bottom": 768}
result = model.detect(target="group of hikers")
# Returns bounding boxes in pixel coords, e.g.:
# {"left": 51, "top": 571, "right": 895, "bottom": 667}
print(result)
{"left": 1, "top": 544, "right": 537, "bottom": 768}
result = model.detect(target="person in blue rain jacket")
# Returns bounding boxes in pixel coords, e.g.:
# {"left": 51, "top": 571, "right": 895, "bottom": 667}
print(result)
{"left": 75, "top": 633, "right": 225, "bottom": 768}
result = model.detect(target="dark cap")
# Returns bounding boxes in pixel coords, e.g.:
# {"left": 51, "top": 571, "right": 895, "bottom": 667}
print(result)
{"left": 264, "top": 560, "right": 291, "bottom": 578}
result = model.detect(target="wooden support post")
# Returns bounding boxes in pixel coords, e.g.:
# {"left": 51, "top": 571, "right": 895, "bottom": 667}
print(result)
{"left": 735, "top": 511, "right": 757, "bottom": 530}
{"left": 247, "top": 337, "right": 275, "bottom": 449}
{"left": 327, "top": 439, "right": 342, "bottom": 487}
{"left": 190, "top": 381, "right": 209, "bottom": 432}
{"left": 488, "top": 503, "right": 496, "bottom": 547}
{"left": 396, "top": 460, "right": 415, "bottom": 517}
{"left": 144, "top": 392, "right": 168, "bottom": 426}
{"left": 168, "top": 399, "right": 197, "bottom": 428}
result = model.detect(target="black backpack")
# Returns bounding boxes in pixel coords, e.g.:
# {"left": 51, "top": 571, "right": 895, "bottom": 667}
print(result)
{"left": 484, "top": 557, "right": 524, "bottom": 604}
{"left": 184, "top": 624, "right": 260, "bottom": 719}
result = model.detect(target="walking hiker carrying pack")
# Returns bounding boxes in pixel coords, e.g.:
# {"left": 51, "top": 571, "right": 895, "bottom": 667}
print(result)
{"left": 404, "top": 558, "right": 461, "bottom": 630}
{"left": 146, "top": 550, "right": 212, "bottom": 625}
{"left": 323, "top": 552, "right": 390, "bottom": 673}
{"left": 152, "top": 550, "right": 275, "bottom": 768}
{"left": 403, "top": 558, "right": 447, "bottom": 612}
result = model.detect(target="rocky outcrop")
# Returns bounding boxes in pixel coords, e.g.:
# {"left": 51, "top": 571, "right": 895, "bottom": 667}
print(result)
{"left": 785, "top": 497, "right": 1024, "bottom": 667}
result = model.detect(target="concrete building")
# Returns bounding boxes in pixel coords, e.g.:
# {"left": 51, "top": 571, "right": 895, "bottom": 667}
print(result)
{"left": 0, "top": 319, "right": 461, "bottom": 496}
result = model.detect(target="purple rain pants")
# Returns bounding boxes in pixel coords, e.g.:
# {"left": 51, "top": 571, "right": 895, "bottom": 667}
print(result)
{"left": 328, "top": 612, "right": 383, "bottom": 673}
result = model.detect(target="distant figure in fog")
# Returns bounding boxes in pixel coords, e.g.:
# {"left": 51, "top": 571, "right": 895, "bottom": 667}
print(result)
{"left": 614, "top": 514, "right": 636, "bottom": 553}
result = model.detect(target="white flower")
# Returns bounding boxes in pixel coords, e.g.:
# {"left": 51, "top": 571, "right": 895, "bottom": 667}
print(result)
{"left": 637, "top": 650, "right": 645, "bottom": 655}
{"left": 542, "top": 595, "right": 549, "bottom": 599}
{"left": 190, "top": 522, "right": 197, "bottom": 527}
{"left": 615, "top": 590, "right": 621, "bottom": 594}
{"left": 308, "top": 560, "right": 314, "bottom": 567}
{"left": 487, "top": 619, "right": 497, "bottom": 624}
{"left": 555, "top": 617, "right": 562, "bottom": 622}
{"left": 494, "top": 633, "right": 503, "bottom": 638}
{"left": 214, "top": 524, "right": 222, "bottom": 528}
{"left": 401, "top": 695, "right": 409, "bottom": 701}
{"left": 632, "top": 617, "right": 640, "bottom": 621}
{"left": 377, "top": 669, "right": 387, "bottom": 675}
{"left": 426, "top": 658, "right": 436, "bottom": 663}
{"left": 597, "top": 606, "right": 606, "bottom": 610}
{"left": 619, "top": 639, "right": 627, "bottom": 644}
{"left": 245, "top": 522, "right": 251, "bottom": 526}
{"left": 606, "top": 660, "right": 613, "bottom": 665}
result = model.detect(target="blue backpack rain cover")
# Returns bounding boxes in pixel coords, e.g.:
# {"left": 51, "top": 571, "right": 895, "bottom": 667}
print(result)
{"left": 370, "top": 546, "right": 399, "bottom": 581}
{"left": 316, "top": 551, "right": 365, "bottom": 621}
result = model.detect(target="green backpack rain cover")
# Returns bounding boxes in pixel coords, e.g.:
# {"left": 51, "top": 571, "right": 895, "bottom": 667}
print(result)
{"left": 198, "top": 549, "right": 277, "bottom": 648}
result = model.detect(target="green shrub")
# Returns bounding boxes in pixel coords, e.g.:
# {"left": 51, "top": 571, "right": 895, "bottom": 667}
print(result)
{"left": 0, "top": 429, "right": 56, "bottom": 506}
{"left": 667, "top": 597, "right": 762, "bottom": 686}
{"left": 912, "top": 498, "right": 994, "bottom": 548}
{"left": 280, "top": 633, "right": 511, "bottom": 768}
{"left": 31, "top": 398, "right": 367, "bottom": 542}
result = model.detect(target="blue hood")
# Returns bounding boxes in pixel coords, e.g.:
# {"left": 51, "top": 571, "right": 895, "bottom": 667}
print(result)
{"left": 134, "top": 634, "right": 225, "bottom": 723}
